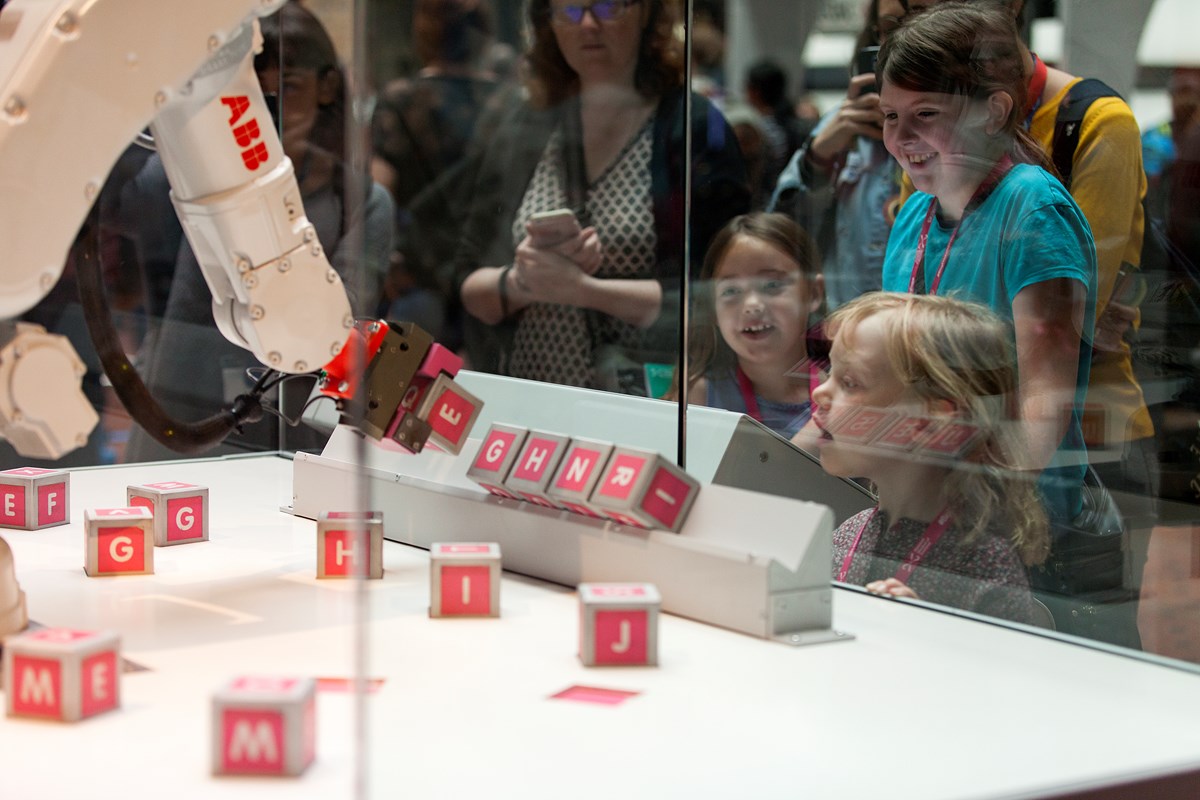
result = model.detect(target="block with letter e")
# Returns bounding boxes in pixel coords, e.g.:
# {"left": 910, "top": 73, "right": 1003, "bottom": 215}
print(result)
{"left": 429, "top": 542, "right": 500, "bottom": 618}
{"left": 212, "top": 676, "right": 316, "bottom": 776}
{"left": 316, "top": 511, "right": 383, "bottom": 579}
{"left": 416, "top": 373, "right": 483, "bottom": 455}
{"left": 84, "top": 507, "right": 154, "bottom": 576}
{"left": 589, "top": 447, "right": 700, "bottom": 532}
{"left": 0, "top": 467, "right": 69, "bottom": 530}
{"left": 503, "top": 430, "right": 570, "bottom": 509}
{"left": 546, "top": 438, "right": 614, "bottom": 519}
{"left": 127, "top": 481, "right": 209, "bottom": 546}
{"left": 466, "top": 423, "right": 528, "bottom": 500}
{"left": 579, "top": 583, "right": 660, "bottom": 666}
{"left": 3, "top": 628, "right": 120, "bottom": 721}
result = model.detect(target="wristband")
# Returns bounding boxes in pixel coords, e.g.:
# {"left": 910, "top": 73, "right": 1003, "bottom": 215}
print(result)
{"left": 498, "top": 265, "right": 513, "bottom": 319}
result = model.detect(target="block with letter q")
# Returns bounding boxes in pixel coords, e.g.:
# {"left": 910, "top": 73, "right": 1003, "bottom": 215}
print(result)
{"left": 578, "top": 583, "right": 660, "bottom": 666}
{"left": 316, "top": 511, "right": 383, "bottom": 579}
{"left": 0, "top": 467, "right": 70, "bottom": 530}
{"left": 127, "top": 481, "right": 209, "bottom": 547}
{"left": 466, "top": 423, "right": 529, "bottom": 500}
{"left": 589, "top": 447, "right": 700, "bottom": 532}
{"left": 429, "top": 542, "right": 501, "bottom": 618}
{"left": 212, "top": 676, "right": 316, "bottom": 777}
{"left": 3, "top": 627, "right": 121, "bottom": 721}
{"left": 83, "top": 507, "right": 154, "bottom": 577}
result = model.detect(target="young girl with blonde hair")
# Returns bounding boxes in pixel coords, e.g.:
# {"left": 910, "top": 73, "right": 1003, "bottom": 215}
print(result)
{"left": 803, "top": 292, "right": 1047, "bottom": 622}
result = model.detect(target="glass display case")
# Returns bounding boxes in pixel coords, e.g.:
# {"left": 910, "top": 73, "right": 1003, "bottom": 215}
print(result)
{"left": 3, "top": 0, "right": 1200, "bottom": 796}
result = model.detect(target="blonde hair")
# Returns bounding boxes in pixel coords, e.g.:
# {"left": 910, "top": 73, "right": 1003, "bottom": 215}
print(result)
{"left": 826, "top": 292, "right": 1049, "bottom": 565}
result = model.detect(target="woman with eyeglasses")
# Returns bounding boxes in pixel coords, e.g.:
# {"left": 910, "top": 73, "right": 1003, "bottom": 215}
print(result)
{"left": 768, "top": 0, "right": 925, "bottom": 312}
{"left": 456, "top": 0, "right": 749, "bottom": 393}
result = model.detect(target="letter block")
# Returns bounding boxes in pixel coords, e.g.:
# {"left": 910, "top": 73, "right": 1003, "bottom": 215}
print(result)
{"left": 589, "top": 447, "right": 701, "bottom": 532}
{"left": 212, "top": 676, "right": 316, "bottom": 776}
{"left": 578, "top": 583, "right": 660, "bottom": 667}
{"left": 429, "top": 542, "right": 500, "bottom": 618}
{"left": 3, "top": 628, "right": 120, "bottom": 721}
{"left": 546, "top": 438, "right": 615, "bottom": 519}
{"left": 466, "top": 423, "right": 528, "bottom": 500}
{"left": 84, "top": 507, "right": 154, "bottom": 577}
{"left": 316, "top": 511, "right": 383, "bottom": 579}
{"left": 0, "top": 467, "right": 69, "bottom": 530}
{"left": 503, "top": 430, "right": 571, "bottom": 509}
{"left": 417, "top": 373, "right": 484, "bottom": 455}
{"left": 127, "top": 481, "right": 209, "bottom": 546}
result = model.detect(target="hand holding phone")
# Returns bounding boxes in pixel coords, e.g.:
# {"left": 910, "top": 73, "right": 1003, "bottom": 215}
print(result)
{"left": 855, "top": 46, "right": 881, "bottom": 96}
{"left": 526, "top": 208, "right": 582, "bottom": 249}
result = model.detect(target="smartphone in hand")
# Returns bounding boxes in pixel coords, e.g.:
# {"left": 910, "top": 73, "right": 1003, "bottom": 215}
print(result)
{"left": 526, "top": 208, "right": 581, "bottom": 248}
{"left": 856, "top": 45, "right": 881, "bottom": 94}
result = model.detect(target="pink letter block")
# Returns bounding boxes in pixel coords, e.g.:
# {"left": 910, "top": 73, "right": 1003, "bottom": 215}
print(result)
{"left": 466, "top": 423, "right": 528, "bottom": 500}
{"left": 416, "top": 373, "right": 484, "bottom": 455}
{"left": 589, "top": 447, "right": 701, "bottom": 532}
{"left": 0, "top": 467, "right": 69, "bottom": 530}
{"left": 127, "top": 481, "right": 209, "bottom": 546}
{"left": 3, "top": 628, "right": 120, "bottom": 721}
{"left": 84, "top": 507, "right": 154, "bottom": 577}
{"left": 316, "top": 511, "right": 383, "bottom": 579}
{"left": 546, "top": 438, "right": 615, "bottom": 519}
{"left": 578, "top": 583, "right": 661, "bottom": 667}
{"left": 429, "top": 542, "right": 501, "bottom": 618}
{"left": 212, "top": 676, "right": 316, "bottom": 776}
{"left": 503, "top": 430, "right": 571, "bottom": 510}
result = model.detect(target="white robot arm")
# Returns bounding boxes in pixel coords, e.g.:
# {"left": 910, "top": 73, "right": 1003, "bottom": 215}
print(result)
{"left": 0, "top": 0, "right": 353, "bottom": 458}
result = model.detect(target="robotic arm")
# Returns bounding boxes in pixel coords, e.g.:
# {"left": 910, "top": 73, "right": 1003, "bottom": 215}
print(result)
{"left": 1, "top": 0, "right": 470, "bottom": 460}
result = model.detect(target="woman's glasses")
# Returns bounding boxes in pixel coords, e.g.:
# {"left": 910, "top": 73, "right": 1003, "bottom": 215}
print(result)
{"left": 550, "top": 0, "right": 641, "bottom": 25}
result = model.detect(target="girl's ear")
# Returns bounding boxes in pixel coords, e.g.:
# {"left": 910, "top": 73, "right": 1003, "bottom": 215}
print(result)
{"left": 925, "top": 396, "right": 960, "bottom": 418}
{"left": 984, "top": 90, "right": 1014, "bottom": 136}
{"left": 808, "top": 273, "right": 826, "bottom": 316}
{"left": 317, "top": 68, "right": 340, "bottom": 107}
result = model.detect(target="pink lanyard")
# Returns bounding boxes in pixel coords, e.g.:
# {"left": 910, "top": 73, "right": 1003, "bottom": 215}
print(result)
{"left": 734, "top": 365, "right": 762, "bottom": 422}
{"left": 908, "top": 156, "right": 1015, "bottom": 295}
{"left": 836, "top": 506, "right": 955, "bottom": 584}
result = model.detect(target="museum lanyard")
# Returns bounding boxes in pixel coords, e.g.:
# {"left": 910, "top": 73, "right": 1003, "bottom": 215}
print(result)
{"left": 1024, "top": 54, "right": 1047, "bottom": 128}
{"left": 836, "top": 506, "right": 955, "bottom": 583}
{"left": 735, "top": 365, "right": 763, "bottom": 422}
{"left": 908, "top": 155, "right": 1014, "bottom": 295}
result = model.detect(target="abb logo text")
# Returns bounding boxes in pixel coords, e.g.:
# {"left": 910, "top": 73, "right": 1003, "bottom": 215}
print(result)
{"left": 221, "top": 96, "right": 269, "bottom": 171}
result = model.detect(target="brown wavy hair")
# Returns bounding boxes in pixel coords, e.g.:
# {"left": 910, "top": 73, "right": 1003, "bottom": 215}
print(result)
{"left": 523, "top": 0, "right": 685, "bottom": 108}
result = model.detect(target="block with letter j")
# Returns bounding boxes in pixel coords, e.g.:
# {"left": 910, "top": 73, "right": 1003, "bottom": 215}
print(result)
{"left": 579, "top": 583, "right": 660, "bottom": 667}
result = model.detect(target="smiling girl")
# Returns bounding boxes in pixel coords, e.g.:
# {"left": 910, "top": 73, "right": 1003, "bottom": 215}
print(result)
{"left": 672, "top": 213, "right": 824, "bottom": 439}
{"left": 876, "top": 2, "right": 1097, "bottom": 527}
{"left": 807, "top": 292, "right": 1047, "bottom": 622}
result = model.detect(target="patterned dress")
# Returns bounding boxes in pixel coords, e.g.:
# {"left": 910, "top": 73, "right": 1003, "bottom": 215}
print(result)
{"left": 507, "top": 119, "right": 657, "bottom": 390}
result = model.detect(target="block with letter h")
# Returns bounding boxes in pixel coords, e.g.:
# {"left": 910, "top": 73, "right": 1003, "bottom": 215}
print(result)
{"left": 316, "top": 511, "right": 383, "bottom": 579}
{"left": 3, "top": 628, "right": 120, "bottom": 721}
{"left": 589, "top": 447, "right": 701, "bottom": 532}
{"left": 546, "top": 438, "right": 615, "bottom": 519}
{"left": 127, "top": 481, "right": 208, "bottom": 546}
{"left": 503, "top": 430, "right": 571, "bottom": 509}
{"left": 466, "top": 423, "right": 528, "bottom": 500}
{"left": 0, "top": 467, "right": 69, "bottom": 530}
{"left": 578, "top": 583, "right": 660, "bottom": 666}
{"left": 84, "top": 507, "right": 154, "bottom": 577}
{"left": 429, "top": 542, "right": 500, "bottom": 618}
{"left": 212, "top": 676, "right": 316, "bottom": 777}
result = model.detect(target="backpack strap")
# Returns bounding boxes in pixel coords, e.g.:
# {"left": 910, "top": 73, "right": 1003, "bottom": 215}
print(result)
{"left": 1052, "top": 78, "right": 1121, "bottom": 189}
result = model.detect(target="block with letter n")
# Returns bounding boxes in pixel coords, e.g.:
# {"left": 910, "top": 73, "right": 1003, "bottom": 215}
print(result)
{"left": 212, "top": 676, "right": 316, "bottom": 776}
{"left": 3, "top": 628, "right": 120, "bottom": 721}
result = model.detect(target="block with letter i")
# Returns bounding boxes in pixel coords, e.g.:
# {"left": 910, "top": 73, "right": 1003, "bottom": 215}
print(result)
{"left": 546, "top": 438, "right": 614, "bottom": 519}
{"left": 212, "top": 676, "right": 316, "bottom": 777}
{"left": 3, "top": 628, "right": 120, "bottom": 721}
{"left": 84, "top": 507, "right": 154, "bottom": 577}
{"left": 0, "top": 467, "right": 69, "bottom": 530}
{"left": 429, "top": 542, "right": 500, "bottom": 618}
{"left": 589, "top": 447, "right": 701, "bottom": 532}
{"left": 503, "top": 430, "right": 571, "bottom": 509}
{"left": 316, "top": 511, "right": 383, "bottom": 579}
{"left": 466, "top": 423, "right": 528, "bottom": 500}
{"left": 127, "top": 481, "right": 209, "bottom": 546}
{"left": 579, "top": 583, "right": 660, "bottom": 667}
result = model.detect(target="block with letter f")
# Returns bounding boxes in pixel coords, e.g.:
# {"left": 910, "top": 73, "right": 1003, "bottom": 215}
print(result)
{"left": 0, "top": 467, "right": 70, "bottom": 530}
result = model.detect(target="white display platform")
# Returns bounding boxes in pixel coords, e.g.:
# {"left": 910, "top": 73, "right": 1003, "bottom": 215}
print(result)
{"left": 3, "top": 454, "right": 1200, "bottom": 799}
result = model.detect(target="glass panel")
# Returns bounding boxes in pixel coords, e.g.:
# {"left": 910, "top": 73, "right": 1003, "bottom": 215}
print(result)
{"left": 684, "top": 0, "right": 1200, "bottom": 667}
